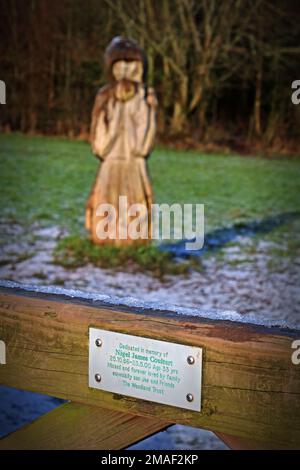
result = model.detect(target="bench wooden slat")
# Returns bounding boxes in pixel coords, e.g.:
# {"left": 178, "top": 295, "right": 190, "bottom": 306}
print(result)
{"left": 0, "top": 402, "right": 169, "bottom": 450}
{"left": 0, "top": 286, "right": 299, "bottom": 448}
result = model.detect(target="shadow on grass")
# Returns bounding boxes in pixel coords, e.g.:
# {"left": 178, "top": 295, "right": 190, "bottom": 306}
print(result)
{"left": 160, "top": 211, "right": 300, "bottom": 259}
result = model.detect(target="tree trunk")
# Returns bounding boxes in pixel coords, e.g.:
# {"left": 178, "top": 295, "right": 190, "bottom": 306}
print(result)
{"left": 170, "top": 76, "right": 188, "bottom": 134}
{"left": 254, "top": 56, "right": 263, "bottom": 137}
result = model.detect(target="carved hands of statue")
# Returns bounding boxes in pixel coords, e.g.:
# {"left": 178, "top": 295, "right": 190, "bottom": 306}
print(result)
{"left": 114, "top": 79, "right": 137, "bottom": 102}
{"left": 146, "top": 88, "right": 158, "bottom": 108}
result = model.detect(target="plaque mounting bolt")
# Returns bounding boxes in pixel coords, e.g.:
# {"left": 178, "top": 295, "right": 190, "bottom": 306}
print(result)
{"left": 186, "top": 393, "right": 194, "bottom": 403}
{"left": 95, "top": 374, "right": 101, "bottom": 382}
{"left": 187, "top": 356, "right": 195, "bottom": 365}
{"left": 95, "top": 338, "right": 102, "bottom": 347}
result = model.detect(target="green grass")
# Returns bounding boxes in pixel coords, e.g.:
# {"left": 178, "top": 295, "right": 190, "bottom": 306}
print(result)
{"left": 1, "top": 133, "right": 300, "bottom": 232}
{"left": 0, "top": 133, "right": 300, "bottom": 267}
{"left": 54, "top": 235, "right": 200, "bottom": 278}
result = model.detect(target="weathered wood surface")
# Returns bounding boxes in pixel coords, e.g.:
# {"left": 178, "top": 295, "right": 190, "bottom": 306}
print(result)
{"left": 86, "top": 37, "right": 157, "bottom": 247}
{"left": 0, "top": 402, "right": 169, "bottom": 450}
{"left": 0, "top": 284, "right": 299, "bottom": 449}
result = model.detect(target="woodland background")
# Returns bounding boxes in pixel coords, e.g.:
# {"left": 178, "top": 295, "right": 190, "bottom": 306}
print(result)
{"left": 0, "top": 0, "right": 299, "bottom": 154}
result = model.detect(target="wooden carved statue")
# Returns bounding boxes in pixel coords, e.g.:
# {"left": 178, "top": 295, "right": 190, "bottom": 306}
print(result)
{"left": 85, "top": 37, "right": 157, "bottom": 246}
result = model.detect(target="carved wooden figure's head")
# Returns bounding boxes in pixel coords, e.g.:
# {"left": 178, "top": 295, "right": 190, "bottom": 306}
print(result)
{"left": 105, "top": 36, "right": 147, "bottom": 84}
{"left": 112, "top": 60, "right": 143, "bottom": 83}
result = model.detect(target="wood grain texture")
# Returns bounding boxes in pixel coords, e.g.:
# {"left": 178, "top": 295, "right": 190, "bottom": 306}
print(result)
{"left": 0, "top": 286, "right": 299, "bottom": 449}
{"left": 0, "top": 402, "right": 169, "bottom": 450}
{"left": 86, "top": 80, "right": 156, "bottom": 246}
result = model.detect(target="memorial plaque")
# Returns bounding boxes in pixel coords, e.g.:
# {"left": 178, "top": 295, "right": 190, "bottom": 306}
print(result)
{"left": 89, "top": 328, "right": 202, "bottom": 411}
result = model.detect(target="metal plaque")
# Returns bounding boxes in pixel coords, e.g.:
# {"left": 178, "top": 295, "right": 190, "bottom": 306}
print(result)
{"left": 89, "top": 328, "right": 202, "bottom": 411}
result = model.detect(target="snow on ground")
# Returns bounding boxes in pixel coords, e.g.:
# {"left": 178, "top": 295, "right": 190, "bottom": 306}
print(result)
{"left": 1, "top": 222, "right": 299, "bottom": 449}
{"left": 1, "top": 223, "right": 299, "bottom": 327}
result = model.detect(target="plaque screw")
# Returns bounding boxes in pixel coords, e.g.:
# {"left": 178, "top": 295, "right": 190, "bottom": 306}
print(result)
{"left": 187, "top": 356, "right": 195, "bottom": 365}
{"left": 95, "top": 374, "right": 101, "bottom": 383}
{"left": 186, "top": 393, "right": 194, "bottom": 403}
{"left": 95, "top": 338, "right": 102, "bottom": 347}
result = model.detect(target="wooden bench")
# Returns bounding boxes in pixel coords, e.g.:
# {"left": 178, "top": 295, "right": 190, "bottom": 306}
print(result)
{"left": 0, "top": 281, "right": 299, "bottom": 449}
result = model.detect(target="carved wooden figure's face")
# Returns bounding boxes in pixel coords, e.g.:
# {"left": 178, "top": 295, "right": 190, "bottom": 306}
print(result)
{"left": 112, "top": 60, "right": 143, "bottom": 83}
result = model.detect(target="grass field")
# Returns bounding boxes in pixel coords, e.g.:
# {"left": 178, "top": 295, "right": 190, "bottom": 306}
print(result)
{"left": 0, "top": 133, "right": 300, "bottom": 258}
